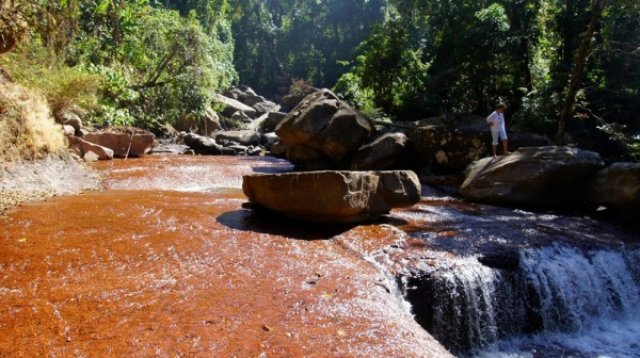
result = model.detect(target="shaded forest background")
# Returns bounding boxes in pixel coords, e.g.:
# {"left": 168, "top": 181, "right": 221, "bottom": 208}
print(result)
{"left": 1, "top": 0, "right": 639, "bottom": 157}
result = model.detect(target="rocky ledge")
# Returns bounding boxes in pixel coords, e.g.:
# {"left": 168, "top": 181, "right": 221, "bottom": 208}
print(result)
{"left": 242, "top": 170, "right": 421, "bottom": 223}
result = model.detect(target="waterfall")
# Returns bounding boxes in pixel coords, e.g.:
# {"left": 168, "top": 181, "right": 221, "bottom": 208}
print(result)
{"left": 407, "top": 245, "right": 640, "bottom": 356}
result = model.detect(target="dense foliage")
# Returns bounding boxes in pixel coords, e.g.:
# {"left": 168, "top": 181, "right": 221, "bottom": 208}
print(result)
{"left": 1, "top": 0, "right": 236, "bottom": 127}
{"left": 335, "top": 0, "right": 640, "bottom": 155}
{"left": 229, "top": 0, "right": 387, "bottom": 97}
{"left": 1, "top": 0, "right": 638, "bottom": 157}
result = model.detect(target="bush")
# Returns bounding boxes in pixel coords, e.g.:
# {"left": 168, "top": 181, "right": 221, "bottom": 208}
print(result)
{"left": 0, "top": 43, "right": 101, "bottom": 116}
{"left": 0, "top": 76, "right": 67, "bottom": 161}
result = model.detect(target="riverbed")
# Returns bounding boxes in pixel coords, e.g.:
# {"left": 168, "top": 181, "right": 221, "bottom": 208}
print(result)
{"left": 0, "top": 155, "right": 638, "bottom": 357}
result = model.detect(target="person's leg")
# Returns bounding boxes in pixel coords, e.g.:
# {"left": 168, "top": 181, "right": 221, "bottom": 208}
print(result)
{"left": 500, "top": 128, "right": 511, "bottom": 155}
{"left": 502, "top": 140, "right": 510, "bottom": 155}
{"left": 491, "top": 130, "right": 499, "bottom": 158}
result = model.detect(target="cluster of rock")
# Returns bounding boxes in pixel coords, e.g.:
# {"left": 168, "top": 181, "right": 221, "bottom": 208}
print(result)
{"left": 174, "top": 86, "right": 288, "bottom": 157}
{"left": 56, "top": 111, "right": 155, "bottom": 162}
{"left": 459, "top": 146, "right": 640, "bottom": 214}
{"left": 176, "top": 86, "right": 409, "bottom": 168}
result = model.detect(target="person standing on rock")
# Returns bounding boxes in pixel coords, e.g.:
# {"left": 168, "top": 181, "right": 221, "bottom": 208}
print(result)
{"left": 487, "top": 103, "right": 511, "bottom": 158}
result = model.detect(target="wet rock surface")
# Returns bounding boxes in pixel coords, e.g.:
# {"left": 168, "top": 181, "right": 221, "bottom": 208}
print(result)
{"left": 0, "top": 156, "right": 451, "bottom": 357}
{"left": 242, "top": 170, "right": 421, "bottom": 223}
{"left": 2, "top": 155, "right": 638, "bottom": 357}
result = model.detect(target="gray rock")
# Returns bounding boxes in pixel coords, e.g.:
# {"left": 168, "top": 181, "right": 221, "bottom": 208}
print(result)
{"left": 228, "top": 145, "right": 249, "bottom": 154}
{"left": 460, "top": 146, "right": 605, "bottom": 207}
{"left": 215, "top": 94, "right": 257, "bottom": 118}
{"left": 253, "top": 101, "right": 280, "bottom": 114}
{"left": 243, "top": 170, "right": 421, "bottom": 223}
{"left": 259, "top": 112, "right": 287, "bottom": 133}
{"left": 230, "top": 111, "right": 253, "bottom": 124}
{"left": 242, "top": 94, "right": 268, "bottom": 107}
{"left": 58, "top": 112, "right": 82, "bottom": 136}
{"left": 174, "top": 107, "right": 221, "bottom": 135}
{"left": 260, "top": 132, "right": 280, "bottom": 148}
{"left": 351, "top": 133, "right": 408, "bottom": 170}
{"left": 181, "top": 133, "right": 223, "bottom": 155}
{"left": 214, "top": 130, "right": 262, "bottom": 147}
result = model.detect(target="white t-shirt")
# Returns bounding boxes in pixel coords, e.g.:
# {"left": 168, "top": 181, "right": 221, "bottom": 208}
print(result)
{"left": 487, "top": 111, "right": 505, "bottom": 131}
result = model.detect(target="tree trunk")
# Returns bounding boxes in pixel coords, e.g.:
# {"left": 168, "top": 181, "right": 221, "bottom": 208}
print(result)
{"left": 556, "top": 0, "right": 606, "bottom": 144}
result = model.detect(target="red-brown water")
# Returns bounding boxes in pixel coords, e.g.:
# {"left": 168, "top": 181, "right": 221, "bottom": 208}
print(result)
{"left": 0, "top": 156, "right": 451, "bottom": 357}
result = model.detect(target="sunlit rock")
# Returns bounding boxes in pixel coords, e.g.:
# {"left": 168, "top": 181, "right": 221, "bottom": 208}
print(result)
{"left": 242, "top": 170, "right": 421, "bottom": 223}
{"left": 351, "top": 132, "right": 408, "bottom": 170}
{"left": 68, "top": 135, "right": 114, "bottom": 161}
{"left": 460, "top": 146, "right": 605, "bottom": 207}
{"left": 275, "top": 89, "right": 374, "bottom": 169}
{"left": 82, "top": 127, "right": 154, "bottom": 158}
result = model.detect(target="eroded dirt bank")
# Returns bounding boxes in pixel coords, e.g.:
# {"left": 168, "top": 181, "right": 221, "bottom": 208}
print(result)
{"left": 0, "top": 156, "right": 451, "bottom": 357}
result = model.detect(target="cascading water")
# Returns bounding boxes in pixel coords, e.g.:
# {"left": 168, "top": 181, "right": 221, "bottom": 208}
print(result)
{"left": 405, "top": 244, "right": 640, "bottom": 357}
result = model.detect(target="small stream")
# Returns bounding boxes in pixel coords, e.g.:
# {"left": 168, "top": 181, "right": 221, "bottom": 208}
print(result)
{"left": 0, "top": 154, "right": 638, "bottom": 356}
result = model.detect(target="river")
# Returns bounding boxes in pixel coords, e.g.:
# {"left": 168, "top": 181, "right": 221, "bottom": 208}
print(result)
{"left": 0, "top": 155, "right": 638, "bottom": 357}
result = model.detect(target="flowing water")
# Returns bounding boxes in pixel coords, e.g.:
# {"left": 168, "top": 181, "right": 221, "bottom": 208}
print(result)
{"left": 0, "top": 154, "right": 638, "bottom": 357}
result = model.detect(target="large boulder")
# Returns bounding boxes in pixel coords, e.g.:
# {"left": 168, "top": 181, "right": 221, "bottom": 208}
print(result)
{"left": 460, "top": 146, "right": 605, "bottom": 207}
{"left": 243, "top": 170, "right": 421, "bottom": 223}
{"left": 214, "top": 94, "right": 257, "bottom": 118}
{"left": 181, "top": 133, "right": 223, "bottom": 155}
{"left": 276, "top": 89, "right": 374, "bottom": 169}
{"left": 351, "top": 132, "right": 408, "bottom": 171}
{"left": 411, "top": 114, "right": 551, "bottom": 172}
{"left": 174, "top": 107, "right": 221, "bottom": 135}
{"left": 82, "top": 127, "right": 155, "bottom": 158}
{"left": 587, "top": 162, "right": 640, "bottom": 211}
{"left": 67, "top": 136, "right": 114, "bottom": 161}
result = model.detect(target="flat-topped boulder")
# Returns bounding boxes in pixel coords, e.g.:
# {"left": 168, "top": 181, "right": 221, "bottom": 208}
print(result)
{"left": 243, "top": 170, "right": 421, "bottom": 223}
{"left": 460, "top": 146, "right": 605, "bottom": 207}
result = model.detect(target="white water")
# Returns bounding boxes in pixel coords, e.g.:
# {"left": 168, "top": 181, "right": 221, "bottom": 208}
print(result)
{"left": 427, "top": 245, "right": 640, "bottom": 357}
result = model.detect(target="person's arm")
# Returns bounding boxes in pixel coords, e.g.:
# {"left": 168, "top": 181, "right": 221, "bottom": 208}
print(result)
{"left": 487, "top": 112, "right": 497, "bottom": 127}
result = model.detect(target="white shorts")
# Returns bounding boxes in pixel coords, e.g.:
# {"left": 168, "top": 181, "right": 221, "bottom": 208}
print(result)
{"left": 491, "top": 128, "right": 508, "bottom": 146}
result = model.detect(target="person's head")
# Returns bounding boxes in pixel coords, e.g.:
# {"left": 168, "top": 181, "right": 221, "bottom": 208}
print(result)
{"left": 496, "top": 103, "right": 507, "bottom": 114}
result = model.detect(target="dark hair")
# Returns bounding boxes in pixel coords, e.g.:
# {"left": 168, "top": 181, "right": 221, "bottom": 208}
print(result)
{"left": 496, "top": 103, "right": 507, "bottom": 110}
